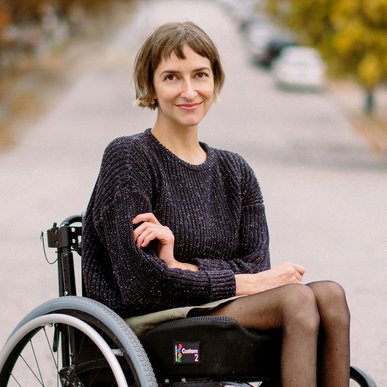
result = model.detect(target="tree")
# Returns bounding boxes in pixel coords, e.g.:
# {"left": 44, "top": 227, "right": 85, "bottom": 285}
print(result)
{"left": 265, "top": 0, "right": 387, "bottom": 115}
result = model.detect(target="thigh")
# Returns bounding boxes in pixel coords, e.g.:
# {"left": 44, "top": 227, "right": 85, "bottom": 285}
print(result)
{"left": 205, "top": 284, "right": 311, "bottom": 331}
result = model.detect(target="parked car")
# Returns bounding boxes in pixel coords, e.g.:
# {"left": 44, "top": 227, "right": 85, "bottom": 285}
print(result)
{"left": 246, "top": 20, "right": 278, "bottom": 64}
{"left": 272, "top": 46, "right": 325, "bottom": 91}
{"left": 257, "top": 33, "right": 297, "bottom": 67}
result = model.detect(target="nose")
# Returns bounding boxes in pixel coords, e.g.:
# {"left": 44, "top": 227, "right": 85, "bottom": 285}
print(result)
{"left": 181, "top": 79, "right": 197, "bottom": 99}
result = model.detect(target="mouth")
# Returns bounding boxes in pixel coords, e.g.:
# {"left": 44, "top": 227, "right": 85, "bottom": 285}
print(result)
{"left": 176, "top": 101, "right": 203, "bottom": 111}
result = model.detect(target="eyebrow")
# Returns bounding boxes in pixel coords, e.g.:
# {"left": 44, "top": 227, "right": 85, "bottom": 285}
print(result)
{"left": 159, "top": 67, "right": 211, "bottom": 76}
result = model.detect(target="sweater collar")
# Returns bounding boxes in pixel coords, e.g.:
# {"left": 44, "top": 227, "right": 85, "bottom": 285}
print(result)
{"left": 144, "top": 128, "right": 215, "bottom": 171}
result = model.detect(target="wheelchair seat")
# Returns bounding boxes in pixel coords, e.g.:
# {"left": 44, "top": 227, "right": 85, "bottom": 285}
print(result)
{"left": 140, "top": 315, "right": 281, "bottom": 384}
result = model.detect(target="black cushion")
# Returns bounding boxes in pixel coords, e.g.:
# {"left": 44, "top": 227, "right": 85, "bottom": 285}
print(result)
{"left": 139, "top": 316, "right": 281, "bottom": 383}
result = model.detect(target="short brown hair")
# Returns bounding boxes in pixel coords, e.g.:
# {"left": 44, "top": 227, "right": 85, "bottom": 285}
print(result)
{"left": 133, "top": 21, "right": 225, "bottom": 109}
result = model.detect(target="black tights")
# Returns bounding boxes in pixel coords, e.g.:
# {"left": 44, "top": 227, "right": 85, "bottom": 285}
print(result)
{"left": 206, "top": 281, "right": 350, "bottom": 387}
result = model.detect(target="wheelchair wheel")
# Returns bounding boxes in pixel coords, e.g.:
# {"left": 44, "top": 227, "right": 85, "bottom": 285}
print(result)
{"left": 0, "top": 296, "right": 157, "bottom": 387}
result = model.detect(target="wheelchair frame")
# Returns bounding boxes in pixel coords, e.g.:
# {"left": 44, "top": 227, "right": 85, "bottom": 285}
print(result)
{"left": 0, "top": 215, "right": 378, "bottom": 386}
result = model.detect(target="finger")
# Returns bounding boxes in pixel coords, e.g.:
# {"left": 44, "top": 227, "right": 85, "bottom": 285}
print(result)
{"left": 140, "top": 231, "right": 158, "bottom": 248}
{"left": 292, "top": 263, "right": 306, "bottom": 276}
{"left": 133, "top": 221, "right": 163, "bottom": 241}
{"left": 136, "top": 228, "right": 156, "bottom": 248}
{"left": 133, "top": 221, "right": 150, "bottom": 241}
{"left": 294, "top": 270, "right": 303, "bottom": 282}
{"left": 284, "top": 262, "right": 305, "bottom": 276}
{"left": 133, "top": 213, "right": 160, "bottom": 225}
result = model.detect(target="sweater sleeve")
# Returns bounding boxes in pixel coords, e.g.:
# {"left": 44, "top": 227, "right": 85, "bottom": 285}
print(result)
{"left": 83, "top": 138, "right": 236, "bottom": 317}
{"left": 193, "top": 158, "right": 271, "bottom": 274}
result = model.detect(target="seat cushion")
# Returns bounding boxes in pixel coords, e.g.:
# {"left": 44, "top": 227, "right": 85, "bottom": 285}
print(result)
{"left": 139, "top": 316, "right": 281, "bottom": 382}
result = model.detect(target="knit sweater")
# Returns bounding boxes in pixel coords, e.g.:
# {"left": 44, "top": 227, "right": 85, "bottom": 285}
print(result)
{"left": 82, "top": 129, "right": 270, "bottom": 317}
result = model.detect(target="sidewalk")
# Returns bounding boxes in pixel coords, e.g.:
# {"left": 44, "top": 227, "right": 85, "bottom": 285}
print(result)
{"left": 328, "top": 79, "right": 387, "bottom": 153}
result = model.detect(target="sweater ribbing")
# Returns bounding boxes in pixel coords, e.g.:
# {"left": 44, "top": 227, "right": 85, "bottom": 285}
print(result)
{"left": 82, "top": 129, "right": 270, "bottom": 317}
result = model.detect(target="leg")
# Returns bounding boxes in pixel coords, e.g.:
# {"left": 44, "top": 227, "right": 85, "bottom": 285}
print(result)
{"left": 307, "top": 281, "right": 350, "bottom": 387}
{"left": 205, "top": 284, "right": 320, "bottom": 387}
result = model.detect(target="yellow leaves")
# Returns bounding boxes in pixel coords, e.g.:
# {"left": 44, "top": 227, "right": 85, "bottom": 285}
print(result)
{"left": 332, "top": 20, "right": 365, "bottom": 55}
{"left": 358, "top": 53, "right": 383, "bottom": 89}
{"left": 331, "top": 0, "right": 360, "bottom": 29}
{"left": 268, "top": 0, "right": 387, "bottom": 91}
{"left": 362, "top": 0, "right": 387, "bottom": 26}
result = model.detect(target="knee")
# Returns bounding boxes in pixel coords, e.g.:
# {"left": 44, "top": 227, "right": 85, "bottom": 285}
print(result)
{"left": 281, "top": 284, "right": 320, "bottom": 333}
{"left": 311, "top": 281, "right": 350, "bottom": 327}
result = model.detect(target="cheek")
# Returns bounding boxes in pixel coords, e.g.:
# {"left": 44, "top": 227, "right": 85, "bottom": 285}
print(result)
{"left": 154, "top": 84, "right": 179, "bottom": 102}
{"left": 204, "top": 79, "right": 215, "bottom": 96}
{"left": 204, "top": 85, "right": 215, "bottom": 101}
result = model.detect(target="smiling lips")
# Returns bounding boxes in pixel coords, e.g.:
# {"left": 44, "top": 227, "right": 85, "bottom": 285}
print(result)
{"left": 176, "top": 101, "right": 203, "bottom": 111}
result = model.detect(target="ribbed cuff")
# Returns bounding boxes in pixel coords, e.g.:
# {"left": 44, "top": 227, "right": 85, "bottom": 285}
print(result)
{"left": 194, "top": 258, "right": 231, "bottom": 271}
{"left": 207, "top": 270, "right": 236, "bottom": 301}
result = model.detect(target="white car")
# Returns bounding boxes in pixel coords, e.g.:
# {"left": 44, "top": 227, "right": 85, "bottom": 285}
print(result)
{"left": 246, "top": 19, "right": 278, "bottom": 63}
{"left": 272, "top": 47, "right": 325, "bottom": 90}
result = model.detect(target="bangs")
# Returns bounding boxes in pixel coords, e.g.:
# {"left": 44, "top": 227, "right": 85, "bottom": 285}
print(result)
{"left": 159, "top": 30, "right": 213, "bottom": 62}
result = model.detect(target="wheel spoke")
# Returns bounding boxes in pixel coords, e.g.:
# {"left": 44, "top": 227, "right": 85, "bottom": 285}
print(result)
{"left": 20, "top": 352, "right": 44, "bottom": 385}
{"left": 43, "top": 326, "right": 59, "bottom": 372}
{"left": 9, "top": 373, "right": 22, "bottom": 386}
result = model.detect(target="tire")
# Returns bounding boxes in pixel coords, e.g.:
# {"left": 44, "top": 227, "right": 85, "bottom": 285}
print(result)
{"left": 0, "top": 296, "right": 157, "bottom": 386}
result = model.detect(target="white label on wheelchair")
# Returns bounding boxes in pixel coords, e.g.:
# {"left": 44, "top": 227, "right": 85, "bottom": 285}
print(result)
{"left": 174, "top": 342, "right": 200, "bottom": 364}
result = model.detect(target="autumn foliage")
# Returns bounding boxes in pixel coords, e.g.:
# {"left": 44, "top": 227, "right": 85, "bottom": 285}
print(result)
{"left": 266, "top": 0, "right": 387, "bottom": 114}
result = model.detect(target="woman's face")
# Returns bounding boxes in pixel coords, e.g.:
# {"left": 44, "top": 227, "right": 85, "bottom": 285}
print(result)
{"left": 153, "top": 45, "right": 215, "bottom": 130}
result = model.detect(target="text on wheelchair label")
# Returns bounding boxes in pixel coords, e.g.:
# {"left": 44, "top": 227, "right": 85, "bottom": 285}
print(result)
{"left": 173, "top": 342, "right": 200, "bottom": 364}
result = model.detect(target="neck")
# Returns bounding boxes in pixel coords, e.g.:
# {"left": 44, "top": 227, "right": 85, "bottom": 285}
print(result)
{"left": 151, "top": 125, "right": 206, "bottom": 165}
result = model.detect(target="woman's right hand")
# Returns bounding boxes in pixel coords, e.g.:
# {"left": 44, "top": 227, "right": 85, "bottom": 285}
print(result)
{"left": 133, "top": 213, "right": 198, "bottom": 271}
{"left": 133, "top": 212, "right": 175, "bottom": 264}
{"left": 235, "top": 262, "right": 305, "bottom": 296}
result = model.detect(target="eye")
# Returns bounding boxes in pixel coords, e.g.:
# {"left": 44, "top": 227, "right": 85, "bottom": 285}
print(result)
{"left": 163, "top": 73, "right": 177, "bottom": 81}
{"left": 196, "top": 72, "right": 209, "bottom": 79}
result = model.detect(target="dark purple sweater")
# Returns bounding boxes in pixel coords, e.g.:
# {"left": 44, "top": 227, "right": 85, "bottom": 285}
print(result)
{"left": 82, "top": 129, "right": 270, "bottom": 317}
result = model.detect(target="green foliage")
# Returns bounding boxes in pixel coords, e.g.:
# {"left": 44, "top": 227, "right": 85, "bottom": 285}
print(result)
{"left": 265, "top": 0, "right": 387, "bottom": 102}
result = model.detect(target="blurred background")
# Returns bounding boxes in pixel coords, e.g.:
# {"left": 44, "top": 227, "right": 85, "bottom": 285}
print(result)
{"left": 0, "top": 0, "right": 136, "bottom": 145}
{"left": 1, "top": 0, "right": 387, "bottom": 147}
{"left": 0, "top": 0, "right": 386, "bottom": 385}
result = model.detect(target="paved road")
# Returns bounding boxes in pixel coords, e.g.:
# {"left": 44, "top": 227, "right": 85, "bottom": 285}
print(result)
{"left": 1, "top": 0, "right": 386, "bottom": 384}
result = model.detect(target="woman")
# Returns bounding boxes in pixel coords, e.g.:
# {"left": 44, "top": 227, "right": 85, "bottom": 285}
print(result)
{"left": 83, "top": 21, "right": 350, "bottom": 386}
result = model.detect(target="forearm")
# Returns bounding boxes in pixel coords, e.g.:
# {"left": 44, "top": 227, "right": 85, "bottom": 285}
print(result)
{"left": 235, "top": 262, "right": 306, "bottom": 296}
{"left": 235, "top": 273, "right": 270, "bottom": 296}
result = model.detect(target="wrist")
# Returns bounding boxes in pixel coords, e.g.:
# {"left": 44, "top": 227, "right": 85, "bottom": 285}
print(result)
{"left": 235, "top": 272, "right": 266, "bottom": 296}
{"left": 235, "top": 274, "right": 253, "bottom": 296}
{"left": 168, "top": 260, "right": 198, "bottom": 272}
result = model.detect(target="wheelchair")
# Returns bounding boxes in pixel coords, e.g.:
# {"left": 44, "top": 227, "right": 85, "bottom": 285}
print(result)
{"left": 0, "top": 215, "right": 378, "bottom": 386}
